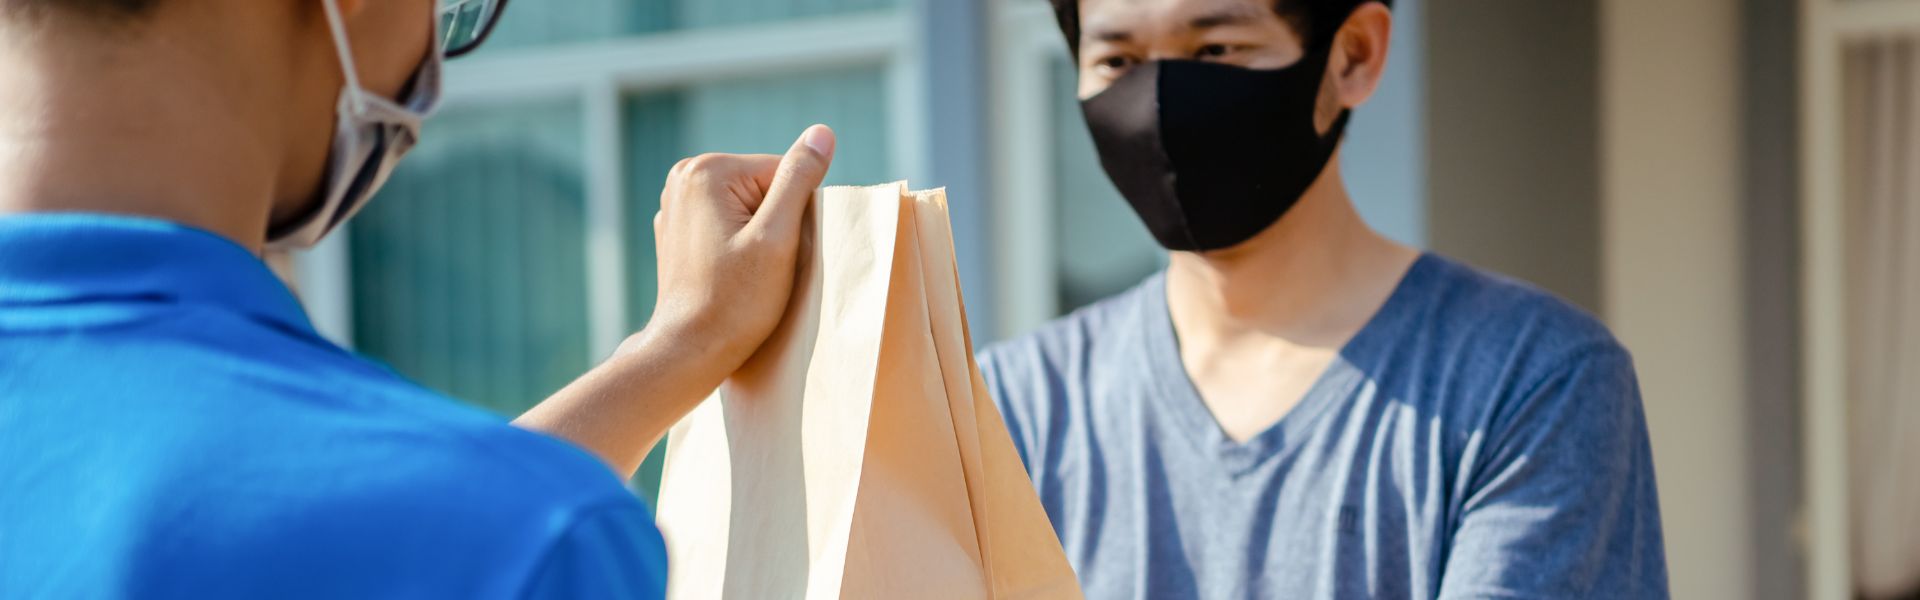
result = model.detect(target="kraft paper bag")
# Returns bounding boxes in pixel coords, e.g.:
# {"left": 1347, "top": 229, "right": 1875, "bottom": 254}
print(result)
{"left": 654, "top": 182, "right": 1082, "bottom": 599}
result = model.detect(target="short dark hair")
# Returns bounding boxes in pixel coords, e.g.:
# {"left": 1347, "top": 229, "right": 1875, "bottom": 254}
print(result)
{"left": 1048, "top": 0, "right": 1389, "bottom": 58}
{"left": 2, "top": 0, "right": 159, "bottom": 20}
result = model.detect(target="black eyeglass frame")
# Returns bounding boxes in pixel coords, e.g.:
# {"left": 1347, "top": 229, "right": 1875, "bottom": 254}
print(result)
{"left": 442, "top": 0, "right": 511, "bottom": 59}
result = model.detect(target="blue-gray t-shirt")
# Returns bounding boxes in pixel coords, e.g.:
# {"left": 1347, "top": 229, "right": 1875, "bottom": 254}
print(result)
{"left": 978, "top": 253, "right": 1668, "bottom": 599}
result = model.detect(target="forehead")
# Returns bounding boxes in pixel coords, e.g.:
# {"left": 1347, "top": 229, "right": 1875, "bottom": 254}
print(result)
{"left": 1077, "top": 0, "right": 1292, "bottom": 41}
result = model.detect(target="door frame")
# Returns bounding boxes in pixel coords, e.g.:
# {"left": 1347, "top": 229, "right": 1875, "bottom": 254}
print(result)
{"left": 1798, "top": 1, "right": 1920, "bottom": 597}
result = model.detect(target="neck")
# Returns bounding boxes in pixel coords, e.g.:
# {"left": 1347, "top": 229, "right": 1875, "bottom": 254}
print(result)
{"left": 0, "top": 18, "right": 286, "bottom": 252}
{"left": 1165, "top": 156, "right": 1418, "bottom": 349}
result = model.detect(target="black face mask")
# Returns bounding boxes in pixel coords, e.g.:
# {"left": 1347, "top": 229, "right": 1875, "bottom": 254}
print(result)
{"left": 1080, "top": 45, "right": 1350, "bottom": 252}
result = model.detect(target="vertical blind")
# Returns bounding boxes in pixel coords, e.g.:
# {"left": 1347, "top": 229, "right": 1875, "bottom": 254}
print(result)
{"left": 1843, "top": 34, "right": 1920, "bottom": 600}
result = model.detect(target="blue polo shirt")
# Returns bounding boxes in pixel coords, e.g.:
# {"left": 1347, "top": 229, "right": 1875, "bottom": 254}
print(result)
{"left": 0, "top": 214, "right": 667, "bottom": 599}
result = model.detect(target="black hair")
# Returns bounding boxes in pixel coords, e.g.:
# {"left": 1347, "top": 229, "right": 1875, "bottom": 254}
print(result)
{"left": 2, "top": 0, "right": 158, "bottom": 20}
{"left": 1048, "top": 0, "right": 1389, "bottom": 58}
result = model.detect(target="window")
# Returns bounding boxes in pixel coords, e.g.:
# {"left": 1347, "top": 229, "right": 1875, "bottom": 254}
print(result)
{"left": 302, "top": 3, "right": 915, "bottom": 506}
{"left": 350, "top": 102, "right": 589, "bottom": 416}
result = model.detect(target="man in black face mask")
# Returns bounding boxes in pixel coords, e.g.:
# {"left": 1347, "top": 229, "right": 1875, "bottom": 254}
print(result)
{"left": 976, "top": 0, "right": 1670, "bottom": 598}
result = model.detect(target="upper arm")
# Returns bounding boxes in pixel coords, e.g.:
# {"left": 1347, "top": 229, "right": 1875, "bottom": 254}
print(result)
{"left": 518, "top": 502, "right": 669, "bottom": 600}
{"left": 1437, "top": 348, "right": 1670, "bottom": 599}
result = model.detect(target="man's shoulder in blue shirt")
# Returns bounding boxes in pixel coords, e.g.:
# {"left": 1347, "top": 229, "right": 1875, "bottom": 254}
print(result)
{"left": 0, "top": 214, "right": 665, "bottom": 599}
{"left": 979, "top": 253, "right": 1668, "bottom": 599}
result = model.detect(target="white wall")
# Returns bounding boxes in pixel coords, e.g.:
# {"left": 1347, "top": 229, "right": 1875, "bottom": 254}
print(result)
{"left": 1600, "top": 0, "right": 1753, "bottom": 597}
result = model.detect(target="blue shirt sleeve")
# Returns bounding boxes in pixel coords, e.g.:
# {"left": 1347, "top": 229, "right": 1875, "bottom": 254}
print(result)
{"left": 518, "top": 501, "right": 669, "bottom": 600}
{"left": 1437, "top": 346, "right": 1670, "bottom": 599}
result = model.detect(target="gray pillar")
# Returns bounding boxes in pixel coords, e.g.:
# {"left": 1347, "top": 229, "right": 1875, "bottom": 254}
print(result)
{"left": 1740, "top": 0, "right": 1805, "bottom": 595}
{"left": 1425, "top": 0, "right": 1602, "bottom": 313}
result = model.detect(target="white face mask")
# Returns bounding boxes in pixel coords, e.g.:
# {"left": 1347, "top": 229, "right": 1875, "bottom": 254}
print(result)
{"left": 266, "top": 0, "right": 444, "bottom": 250}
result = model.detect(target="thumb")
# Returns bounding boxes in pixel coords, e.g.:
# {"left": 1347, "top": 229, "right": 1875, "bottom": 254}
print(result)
{"left": 749, "top": 124, "right": 834, "bottom": 238}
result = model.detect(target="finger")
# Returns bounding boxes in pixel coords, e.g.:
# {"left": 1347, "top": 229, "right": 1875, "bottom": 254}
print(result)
{"left": 728, "top": 154, "right": 783, "bottom": 212}
{"left": 657, "top": 156, "right": 697, "bottom": 221}
{"left": 680, "top": 153, "right": 781, "bottom": 215}
{"left": 746, "top": 124, "right": 834, "bottom": 238}
{"left": 666, "top": 153, "right": 778, "bottom": 226}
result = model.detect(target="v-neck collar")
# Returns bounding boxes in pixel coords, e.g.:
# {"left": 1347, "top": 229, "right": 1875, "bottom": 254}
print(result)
{"left": 1137, "top": 253, "right": 1437, "bottom": 476}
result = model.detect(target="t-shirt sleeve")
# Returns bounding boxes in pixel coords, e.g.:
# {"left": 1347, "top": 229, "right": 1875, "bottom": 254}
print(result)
{"left": 978, "top": 346, "right": 1042, "bottom": 476}
{"left": 1437, "top": 347, "right": 1670, "bottom": 599}
{"left": 518, "top": 501, "right": 669, "bottom": 600}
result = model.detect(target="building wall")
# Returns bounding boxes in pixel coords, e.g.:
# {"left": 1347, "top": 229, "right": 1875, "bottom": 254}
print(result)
{"left": 1425, "top": 0, "right": 1763, "bottom": 595}
{"left": 1601, "top": 0, "right": 1755, "bottom": 597}
{"left": 1425, "top": 0, "right": 1601, "bottom": 312}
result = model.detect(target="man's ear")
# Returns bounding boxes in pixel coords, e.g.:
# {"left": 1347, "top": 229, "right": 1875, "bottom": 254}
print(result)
{"left": 1330, "top": 2, "right": 1392, "bottom": 111}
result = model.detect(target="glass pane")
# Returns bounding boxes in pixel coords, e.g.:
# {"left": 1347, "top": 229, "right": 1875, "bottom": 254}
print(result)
{"left": 1048, "top": 57, "right": 1165, "bottom": 312}
{"left": 438, "top": 0, "right": 501, "bottom": 55}
{"left": 477, "top": 0, "right": 900, "bottom": 52}
{"left": 672, "top": 0, "right": 898, "bottom": 29}
{"left": 622, "top": 65, "right": 894, "bottom": 505}
{"left": 349, "top": 102, "right": 590, "bottom": 417}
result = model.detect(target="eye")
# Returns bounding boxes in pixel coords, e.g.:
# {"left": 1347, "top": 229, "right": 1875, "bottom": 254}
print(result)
{"left": 1194, "top": 44, "right": 1236, "bottom": 60}
{"left": 1092, "top": 54, "right": 1137, "bottom": 77}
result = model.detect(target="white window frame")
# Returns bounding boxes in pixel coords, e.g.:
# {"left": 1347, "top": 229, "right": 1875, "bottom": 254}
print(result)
{"left": 988, "top": 0, "right": 1070, "bottom": 338}
{"left": 295, "top": 11, "right": 925, "bottom": 359}
{"left": 1798, "top": 1, "right": 1920, "bottom": 598}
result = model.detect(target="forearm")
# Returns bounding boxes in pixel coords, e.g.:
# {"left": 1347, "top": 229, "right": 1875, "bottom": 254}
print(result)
{"left": 514, "top": 324, "right": 731, "bottom": 479}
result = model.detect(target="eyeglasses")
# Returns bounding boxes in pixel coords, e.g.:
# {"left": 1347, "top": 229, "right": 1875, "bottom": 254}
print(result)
{"left": 438, "top": 0, "right": 510, "bottom": 59}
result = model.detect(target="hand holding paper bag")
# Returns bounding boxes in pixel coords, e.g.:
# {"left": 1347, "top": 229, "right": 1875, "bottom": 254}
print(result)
{"left": 656, "top": 182, "right": 1083, "bottom": 599}
{"left": 518, "top": 126, "right": 835, "bottom": 478}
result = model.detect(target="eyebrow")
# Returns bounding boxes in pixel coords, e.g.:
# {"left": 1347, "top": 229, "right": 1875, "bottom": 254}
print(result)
{"left": 1083, "top": 4, "right": 1268, "bottom": 44}
{"left": 1186, "top": 5, "right": 1265, "bottom": 30}
{"left": 1088, "top": 26, "right": 1132, "bottom": 43}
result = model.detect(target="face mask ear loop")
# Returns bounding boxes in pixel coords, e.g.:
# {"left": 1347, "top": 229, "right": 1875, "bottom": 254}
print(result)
{"left": 320, "top": 0, "right": 370, "bottom": 117}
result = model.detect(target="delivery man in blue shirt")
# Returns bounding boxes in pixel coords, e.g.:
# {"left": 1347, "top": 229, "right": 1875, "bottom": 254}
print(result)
{"left": 0, "top": 0, "right": 833, "bottom": 597}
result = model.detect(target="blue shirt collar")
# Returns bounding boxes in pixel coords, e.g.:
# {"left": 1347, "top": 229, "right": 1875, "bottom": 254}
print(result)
{"left": 0, "top": 213, "right": 315, "bottom": 334}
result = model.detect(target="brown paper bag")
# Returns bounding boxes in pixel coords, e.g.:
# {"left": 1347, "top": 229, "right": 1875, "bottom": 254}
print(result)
{"left": 655, "top": 182, "right": 1082, "bottom": 599}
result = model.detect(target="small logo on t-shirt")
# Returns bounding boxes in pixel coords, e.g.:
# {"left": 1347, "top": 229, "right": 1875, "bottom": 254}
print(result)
{"left": 1338, "top": 506, "right": 1360, "bottom": 534}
